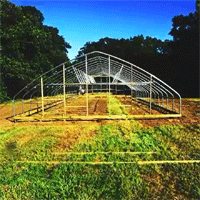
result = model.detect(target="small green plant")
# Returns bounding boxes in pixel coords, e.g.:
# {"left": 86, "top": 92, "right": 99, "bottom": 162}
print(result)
{"left": 107, "top": 96, "right": 128, "bottom": 115}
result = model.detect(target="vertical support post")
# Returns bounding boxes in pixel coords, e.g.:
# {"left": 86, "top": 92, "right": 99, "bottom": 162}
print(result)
{"left": 179, "top": 97, "right": 181, "bottom": 114}
{"left": 13, "top": 99, "right": 15, "bottom": 117}
{"left": 63, "top": 64, "right": 66, "bottom": 117}
{"left": 22, "top": 99, "right": 24, "bottom": 114}
{"left": 29, "top": 100, "right": 31, "bottom": 115}
{"left": 101, "top": 76, "right": 102, "bottom": 92}
{"left": 131, "top": 65, "right": 133, "bottom": 101}
{"left": 85, "top": 55, "right": 89, "bottom": 116}
{"left": 136, "top": 82, "right": 138, "bottom": 100}
{"left": 150, "top": 75, "right": 152, "bottom": 114}
{"left": 108, "top": 56, "right": 111, "bottom": 116}
{"left": 131, "top": 82, "right": 133, "bottom": 114}
{"left": 155, "top": 94, "right": 157, "bottom": 105}
{"left": 158, "top": 96, "right": 161, "bottom": 106}
{"left": 131, "top": 65, "right": 133, "bottom": 113}
{"left": 41, "top": 77, "right": 44, "bottom": 117}
{"left": 106, "top": 77, "right": 108, "bottom": 92}
{"left": 116, "top": 81, "right": 118, "bottom": 94}
{"left": 86, "top": 82, "right": 89, "bottom": 116}
{"left": 167, "top": 97, "right": 168, "bottom": 109}
{"left": 30, "top": 98, "right": 32, "bottom": 114}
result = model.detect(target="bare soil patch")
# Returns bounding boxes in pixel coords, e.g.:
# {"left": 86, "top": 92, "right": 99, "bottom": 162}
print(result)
{"left": 116, "top": 96, "right": 161, "bottom": 115}
{"left": 89, "top": 98, "right": 107, "bottom": 115}
{"left": 139, "top": 99, "right": 200, "bottom": 127}
{"left": 0, "top": 98, "right": 199, "bottom": 127}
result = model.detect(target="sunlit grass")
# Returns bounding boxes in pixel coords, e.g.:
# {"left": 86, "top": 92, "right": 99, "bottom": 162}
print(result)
{"left": 0, "top": 121, "right": 200, "bottom": 199}
{"left": 0, "top": 123, "right": 100, "bottom": 162}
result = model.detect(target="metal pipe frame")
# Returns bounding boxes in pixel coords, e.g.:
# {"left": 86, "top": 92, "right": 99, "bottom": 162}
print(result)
{"left": 12, "top": 51, "right": 181, "bottom": 119}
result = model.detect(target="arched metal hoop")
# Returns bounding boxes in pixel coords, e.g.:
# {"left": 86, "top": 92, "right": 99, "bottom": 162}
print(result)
{"left": 10, "top": 51, "right": 181, "bottom": 122}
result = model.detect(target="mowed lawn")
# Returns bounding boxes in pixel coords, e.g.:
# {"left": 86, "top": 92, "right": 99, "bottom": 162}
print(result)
{"left": 0, "top": 120, "right": 200, "bottom": 199}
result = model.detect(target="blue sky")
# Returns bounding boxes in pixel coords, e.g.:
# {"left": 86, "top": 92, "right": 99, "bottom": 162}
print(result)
{"left": 10, "top": 0, "right": 196, "bottom": 60}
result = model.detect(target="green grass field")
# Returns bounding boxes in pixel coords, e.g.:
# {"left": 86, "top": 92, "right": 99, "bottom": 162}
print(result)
{"left": 0, "top": 120, "right": 200, "bottom": 199}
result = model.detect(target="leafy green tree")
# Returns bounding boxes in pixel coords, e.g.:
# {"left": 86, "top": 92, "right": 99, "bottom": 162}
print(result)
{"left": 196, "top": 0, "right": 200, "bottom": 12}
{"left": 0, "top": 0, "right": 71, "bottom": 99}
{"left": 77, "top": 36, "right": 167, "bottom": 59}
{"left": 168, "top": 11, "right": 199, "bottom": 97}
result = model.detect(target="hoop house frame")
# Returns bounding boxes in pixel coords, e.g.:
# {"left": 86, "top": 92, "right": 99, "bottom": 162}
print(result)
{"left": 10, "top": 51, "right": 181, "bottom": 122}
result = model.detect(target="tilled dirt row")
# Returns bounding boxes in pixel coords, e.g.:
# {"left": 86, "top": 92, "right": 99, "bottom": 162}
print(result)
{"left": 45, "top": 97, "right": 107, "bottom": 116}
{"left": 89, "top": 99, "right": 107, "bottom": 115}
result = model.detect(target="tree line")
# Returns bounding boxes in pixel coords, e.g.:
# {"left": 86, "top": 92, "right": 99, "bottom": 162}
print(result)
{"left": 77, "top": 11, "right": 199, "bottom": 98}
{"left": 0, "top": 0, "right": 199, "bottom": 102}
